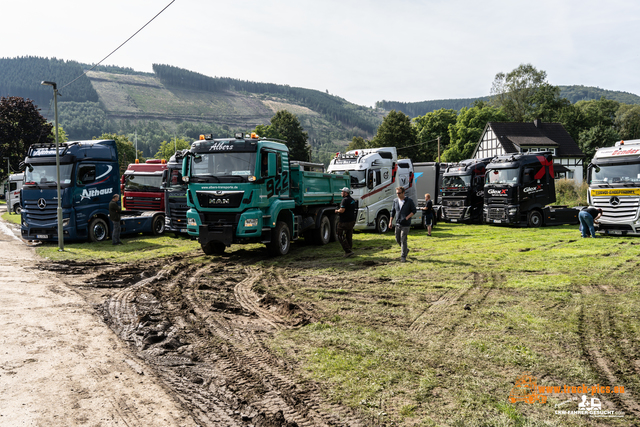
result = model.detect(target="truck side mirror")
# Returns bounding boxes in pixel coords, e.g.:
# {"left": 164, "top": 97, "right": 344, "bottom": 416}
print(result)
{"left": 161, "top": 170, "right": 168, "bottom": 188}
{"left": 268, "top": 152, "right": 276, "bottom": 177}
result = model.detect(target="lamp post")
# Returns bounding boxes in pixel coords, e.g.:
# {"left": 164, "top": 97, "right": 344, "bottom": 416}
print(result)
{"left": 41, "top": 81, "right": 64, "bottom": 251}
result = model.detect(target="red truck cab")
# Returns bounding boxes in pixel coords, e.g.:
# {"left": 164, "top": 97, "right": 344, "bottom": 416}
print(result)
{"left": 121, "top": 159, "right": 167, "bottom": 211}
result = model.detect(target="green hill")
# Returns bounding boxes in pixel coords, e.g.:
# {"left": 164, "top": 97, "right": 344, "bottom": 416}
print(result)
{"left": 375, "top": 86, "right": 640, "bottom": 118}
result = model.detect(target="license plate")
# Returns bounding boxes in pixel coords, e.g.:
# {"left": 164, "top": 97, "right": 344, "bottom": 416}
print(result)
{"left": 451, "top": 219, "right": 457, "bottom": 222}
{"left": 609, "top": 230, "right": 622, "bottom": 235}
{"left": 494, "top": 220, "right": 501, "bottom": 224}
{"left": 180, "top": 229, "right": 188, "bottom": 233}
{"left": 36, "top": 234, "right": 48, "bottom": 239}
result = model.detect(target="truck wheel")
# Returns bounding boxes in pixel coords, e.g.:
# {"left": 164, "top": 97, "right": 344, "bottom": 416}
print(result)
{"left": 13, "top": 204, "right": 21, "bottom": 215}
{"left": 314, "top": 215, "right": 331, "bottom": 245}
{"left": 89, "top": 218, "right": 109, "bottom": 242}
{"left": 528, "top": 210, "right": 543, "bottom": 228}
{"left": 329, "top": 214, "right": 339, "bottom": 242}
{"left": 202, "top": 241, "right": 225, "bottom": 255}
{"left": 152, "top": 214, "right": 165, "bottom": 235}
{"left": 268, "top": 221, "right": 291, "bottom": 256}
{"left": 375, "top": 212, "right": 389, "bottom": 233}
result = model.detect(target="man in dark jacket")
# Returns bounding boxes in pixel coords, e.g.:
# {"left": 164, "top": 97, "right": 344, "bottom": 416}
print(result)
{"left": 390, "top": 186, "right": 416, "bottom": 262}
{"left": 109, "top": 194, "right": 122, "bottom": 245}
{"left": 334, "top": 187, "right": 357, "bottom": 257}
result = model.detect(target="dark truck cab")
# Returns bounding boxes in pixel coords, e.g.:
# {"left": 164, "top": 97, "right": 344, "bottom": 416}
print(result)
{"left": 484, "top": 152, "right": 578, "bottom": 227}
{"left": 162, "top": 150, "right": 189, "bottom": 234}
{"left": 441, "top": 158, "right": 492, "bottom": 223}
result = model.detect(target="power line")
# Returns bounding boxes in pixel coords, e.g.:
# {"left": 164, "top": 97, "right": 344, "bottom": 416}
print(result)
{"left": 60, "top": 0, "right": 175, "bottom": 92}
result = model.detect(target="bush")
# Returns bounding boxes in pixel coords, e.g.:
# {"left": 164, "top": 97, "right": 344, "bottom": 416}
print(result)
{"left": 554, "top": 179, "right": 588, "bottom": 207}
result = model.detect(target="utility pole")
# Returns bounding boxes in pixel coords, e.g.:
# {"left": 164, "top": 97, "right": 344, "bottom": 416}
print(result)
{"left": 41, "top": 81, "right": 64, "bottom": 251}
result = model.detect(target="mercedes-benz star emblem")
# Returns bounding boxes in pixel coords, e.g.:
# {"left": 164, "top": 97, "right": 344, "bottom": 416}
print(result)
{"left": 37, "top": 198, "right": 47, "bottom": 209}
{"left": 610, "top": 196, "right": 621, "bottom": 207}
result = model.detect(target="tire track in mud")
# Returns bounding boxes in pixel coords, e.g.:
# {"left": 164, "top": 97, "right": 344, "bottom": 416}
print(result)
{"left": 578, "top": 283, "right": 640, "bottom": 418}
{"left": 99, "top": 259, "right": 364, "bottom": 427}
{"left": 408, "top": 271, "right": 501, "bottom": 337}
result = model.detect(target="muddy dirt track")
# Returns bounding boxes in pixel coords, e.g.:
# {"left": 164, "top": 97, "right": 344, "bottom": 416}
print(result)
{"left": 43, "top": 252, "right": 366, "bottom": 427}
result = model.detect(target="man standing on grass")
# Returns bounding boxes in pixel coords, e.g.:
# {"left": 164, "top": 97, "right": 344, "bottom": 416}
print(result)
{"left": 109, "top": 194, "right": 122, "bottom": 245}
{"left": 390, "top": 186, "right": 416, "bottom": 262}
{"left": 335, "top": 187, "right": 357, "bottom": 257}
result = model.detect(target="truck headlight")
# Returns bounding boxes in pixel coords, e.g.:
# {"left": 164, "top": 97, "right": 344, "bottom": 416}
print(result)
{"left": 508, "top": 208, "right": 517, "bottom": 215}
{"left": 62, "top": 218, "right": 70, "bottom": 227}
{"left": 244, "top": 218, "right": 258, "bottom": 227}
{"left": 188, "top": 218, "right": 197, "bottom": 226}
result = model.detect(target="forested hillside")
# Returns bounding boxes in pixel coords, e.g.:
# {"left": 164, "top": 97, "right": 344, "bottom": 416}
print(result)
{"left": 375, "top": 86, "right": 640, "bottom": 118}
{"left": 0, "top": 57, "right": 98, "bottom": 108}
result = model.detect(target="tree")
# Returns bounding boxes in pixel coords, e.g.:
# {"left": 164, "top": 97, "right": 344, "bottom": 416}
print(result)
{"left": 52, "top": 124, "right": 69, "bottom": 143}
{"left": 253, "top": 110, "right": 311, "bottom": 161}
{"left": 0, "top": 96, "right": 53, "bottom": 181}
{"left": 491, "top": 64, "right": 549, "bottom": 122}
{"left": 94, "top": 133, "right": 137, "bottom": 174}
{"left": 442, "top": 104, "right": 508, "bottom": 162}
{"left": 413, "top": 108, "right": 458, "bottom": 162}
{"left": 346, "top": 136, "right": 369, "bottom": 151}
{"left": 578, "top": 125, "right": 619, "bottom": 162}
{"left": 370, "top": 110, "right": 418, "bottom": 159}
{"left": 154, "top": 138, "right": 192, "bottom": 160}
{"left": 575, "top": 97, "right": 619, "bottom": 128}
{"left": 616, "top": 104, "right": 640, "bottom": 141}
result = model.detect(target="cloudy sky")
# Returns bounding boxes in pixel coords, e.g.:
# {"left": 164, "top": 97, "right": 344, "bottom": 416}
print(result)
{"left": 2, "top": 0, "right": 639, "bottom": 107}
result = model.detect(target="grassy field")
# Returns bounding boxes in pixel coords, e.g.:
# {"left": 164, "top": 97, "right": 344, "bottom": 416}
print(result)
{"left": 24, "top": 223, "right": 640, "bottom": 425}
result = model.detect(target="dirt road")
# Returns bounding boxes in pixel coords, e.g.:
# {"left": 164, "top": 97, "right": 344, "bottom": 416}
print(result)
{"left": 0, "top": 211, "right": 198, "bottom": 427}
{"left": 0, "top": 209, "right": 363, "bottom": 426}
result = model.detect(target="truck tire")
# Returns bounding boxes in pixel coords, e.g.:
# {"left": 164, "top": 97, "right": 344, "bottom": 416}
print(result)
{"left": 202, "top": 241, "right": 225, "bottom": 255}
{"left": 13, "top": 204, "right": 21, "bottom": 215}
{"left": 528, "top": 210, "right": 543, "bottom": 228}
{"left": 89, "top": 218, "right": 109, "bottom": 242}
{"left": 151, "top": 214, "right": 165, "bottom": 235}
{"left": 268, "top": 221, "right": 291, "bottom": 256}
{"left": 375, "top": 212, "right": 390, "bottom": 234}
{"left": 314, "top": 215, "right": 331, "bottom": 245}
{"left": 329, "top": 214, "right": 339, "bottom": 242}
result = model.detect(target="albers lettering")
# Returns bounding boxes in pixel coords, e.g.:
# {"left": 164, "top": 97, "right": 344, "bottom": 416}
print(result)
{"left": 209, "top": 142, "right": 233, "bottom": 151}
{"left": 80, "top": 187, "right": 113, "bottom": 200}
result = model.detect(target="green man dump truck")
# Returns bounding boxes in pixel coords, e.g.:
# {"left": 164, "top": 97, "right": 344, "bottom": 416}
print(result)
{"left": 483, "top": 152, "right": 579, "bottom": 227}
{"left": 183, "top": 133, "right": 349, "bottom": 255}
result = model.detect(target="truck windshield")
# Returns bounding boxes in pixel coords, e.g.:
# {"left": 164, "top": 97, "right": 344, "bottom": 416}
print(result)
{"left": 25, "top": 164, "right": 73, "bottom": 186}
{"left": 443, "top": 175, "right": 470, "bottom": 188}
{"left": 124, "top": 174, "right": 162, "bottom": 191}
{"left": 165, "top": 167, "right": 186, "bottom": 190}
{"left": 486, "top": 168, "right": 519, "bottom": 185}
{"left": 191, "top": 152, "right": 257, "bottom": 180}
{"left": 349, "top": 170, "right": 366, "bottom": 188}
{"left": 591, "top": 163, "right": 640, "bottom": 184}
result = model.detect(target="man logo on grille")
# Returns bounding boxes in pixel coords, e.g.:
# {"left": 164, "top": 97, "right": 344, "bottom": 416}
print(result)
{"left": 37, "top": 198, "right": 47, "bottom": 209}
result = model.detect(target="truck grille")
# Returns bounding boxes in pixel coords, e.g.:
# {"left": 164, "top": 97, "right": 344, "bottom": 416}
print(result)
{"left": 23, "top": 200, "right": 57, "bottom": 222}
{"left": 196, "top": 191, "right": 244, "bottom": 209}
{"left": 125, "top": 197, "right": 162, "bottom": 211}
{"left": 167, "top": 199, "right": 188, "bottom": 226}
{"left": 443, "top": 207, "right": 465, "bottom": 218}
{"left": 488, "top": 207, "right": 507, "bottom": 221}
{"left": 592, "top": 196, "right": 639, "bottom": 223}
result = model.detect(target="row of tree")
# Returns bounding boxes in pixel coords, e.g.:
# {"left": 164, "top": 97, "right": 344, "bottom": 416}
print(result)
{"left": 0, "top": 57, "right": 99, "bottom": 109}
{"left": 353, "top": 64, "right": 640, "bottom": 167}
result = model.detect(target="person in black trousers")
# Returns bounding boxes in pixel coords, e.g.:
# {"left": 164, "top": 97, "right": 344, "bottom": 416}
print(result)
{"left": 335, "top": 187, "right": 357, "bottom": 257}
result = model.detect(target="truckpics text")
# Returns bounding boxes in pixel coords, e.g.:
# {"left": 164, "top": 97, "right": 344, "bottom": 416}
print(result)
{"left": 121, "top": 159, "right": 167, "bottom": 211}
{"left": 21, "top": 140, "right": 165, "bottom": 242}
{"left": 440, "top": 158, "right": 492, "bottom": 223}
{"left": 589, "top": 139, "right": 640, "bottom": 235}
{"left": 327, "top": 147, "right": 423, "bottom": 232}
{"left": 483, "top": 152, "right": 578, "bottom": 227}
{"left": 183, "top": 133, "right": 349, "bottom": 256}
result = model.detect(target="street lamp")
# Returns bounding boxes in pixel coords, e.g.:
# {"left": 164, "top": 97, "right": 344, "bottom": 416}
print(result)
{"left": 41, "top": 81, "right": 64, "bottom": 251}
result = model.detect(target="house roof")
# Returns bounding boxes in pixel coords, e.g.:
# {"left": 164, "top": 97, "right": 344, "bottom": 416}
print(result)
{"left": 485, "top": 120, "right": 584, "bottom": 158}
